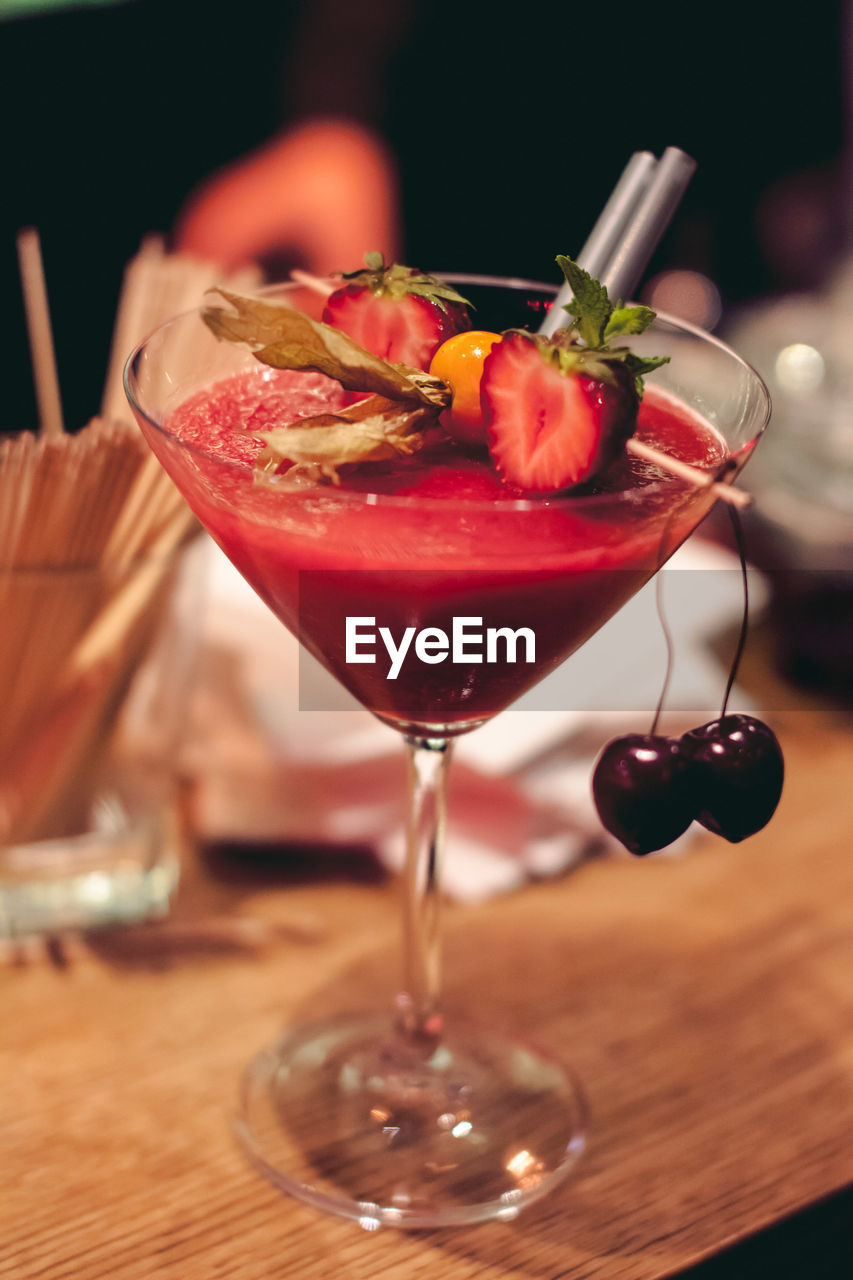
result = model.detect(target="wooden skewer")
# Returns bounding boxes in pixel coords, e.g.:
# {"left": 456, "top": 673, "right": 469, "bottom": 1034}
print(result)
{"left": 101, "top": 240, "right": 263, "bottom": 423}
{"left": 289, "top": 268, "right": 336, "bottom": 297}
{"left": 100, "top": 234, "right": 167, "bottom": 423}
{"left": 16, "top": 227, "right": 65, "bottom": 437}
{"left": 626, "top": 437, "right": 750, "bottom": 508}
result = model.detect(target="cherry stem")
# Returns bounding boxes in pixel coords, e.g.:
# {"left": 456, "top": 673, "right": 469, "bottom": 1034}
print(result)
{"left": 649, "top": 511, "right": 679, "bottom": 738}
{"left": 649, "top": 569, "right": 675, "bottom": 737}
{"left": 721, "top": 503, "right": 749, "bottom": 718}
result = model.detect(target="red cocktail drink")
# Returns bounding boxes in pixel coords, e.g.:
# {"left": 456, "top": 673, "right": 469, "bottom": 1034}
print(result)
{"left": 125, "top": 275, "right": 768, "bottom": 1229}
{"left": 163, "top": 366, "right": 726, "bottom": 733}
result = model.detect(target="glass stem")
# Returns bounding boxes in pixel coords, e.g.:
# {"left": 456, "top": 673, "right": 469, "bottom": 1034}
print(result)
{"left": 396, "top": 735, "right": 452, "bottom": 1042}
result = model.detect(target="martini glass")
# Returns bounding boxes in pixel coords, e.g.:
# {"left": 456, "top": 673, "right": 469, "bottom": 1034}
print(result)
{"left": 125, "top": 276, "right": 769, "bottom": 1228}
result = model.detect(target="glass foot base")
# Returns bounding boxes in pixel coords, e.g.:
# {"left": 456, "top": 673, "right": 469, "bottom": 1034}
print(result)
{"left": 237, "top": 1012, "right": 587, "bottom": 1229}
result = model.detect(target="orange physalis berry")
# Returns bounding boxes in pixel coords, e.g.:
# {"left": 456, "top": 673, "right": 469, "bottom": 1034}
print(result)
{"left": 429, "top": 330, "right": 501, "bottom": 446}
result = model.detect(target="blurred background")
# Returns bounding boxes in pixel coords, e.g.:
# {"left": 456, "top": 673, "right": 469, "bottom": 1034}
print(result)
{"left": 0, "top": 0, "right": 847, "bottom": 430}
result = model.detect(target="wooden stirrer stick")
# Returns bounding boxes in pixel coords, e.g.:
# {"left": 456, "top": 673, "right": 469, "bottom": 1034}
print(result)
{"left": 625, "top": 437, "right": 750, "bottom": 508}
{"left": 289, "top": 268, "right": 336, "bottom": 297}
{"left": 16, "top": 227, "right": 65, "bottom": 437}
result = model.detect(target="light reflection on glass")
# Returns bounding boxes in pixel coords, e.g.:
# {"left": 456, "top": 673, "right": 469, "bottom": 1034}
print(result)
{"left": 506, "top": 1149, "right": 537, "bottom": 1179}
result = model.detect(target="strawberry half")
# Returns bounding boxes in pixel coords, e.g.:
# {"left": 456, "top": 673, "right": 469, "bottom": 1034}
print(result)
{"left": 323, "top": 252, "right": 470, "bottom": 371}
{"left": 480, "top": 255, "right": 670, "bottom": 494}
{"left": 481, "top": 331, "right": 638, "bottom": 494}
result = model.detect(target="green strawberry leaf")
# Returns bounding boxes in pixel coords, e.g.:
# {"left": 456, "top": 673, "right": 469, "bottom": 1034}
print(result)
{"left": 509, "top": 327, "right": 670, "bottom": 397}
{"left": 619, "top": 351, "right": 671, "bottom": 397}
{"left": 338, "top": 253, "right": 471, "bottom": 314}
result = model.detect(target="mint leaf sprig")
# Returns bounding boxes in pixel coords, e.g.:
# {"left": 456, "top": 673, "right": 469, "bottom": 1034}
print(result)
{"left": 553, "top": 254, "right": 669, "bottom": 394}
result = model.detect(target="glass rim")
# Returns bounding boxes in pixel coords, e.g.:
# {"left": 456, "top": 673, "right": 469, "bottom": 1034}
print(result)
{"left": 123, "top": 276, "right": 771, "bottom": 514}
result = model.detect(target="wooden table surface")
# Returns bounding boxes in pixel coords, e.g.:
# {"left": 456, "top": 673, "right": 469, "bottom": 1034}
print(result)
{"left": 3, "top": 698, "right": 853, "bottom": 1279}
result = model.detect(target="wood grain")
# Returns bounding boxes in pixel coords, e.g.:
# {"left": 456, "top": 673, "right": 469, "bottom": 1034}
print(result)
{"left": 2, "top": 706, "right": 852, "bottom": 1279}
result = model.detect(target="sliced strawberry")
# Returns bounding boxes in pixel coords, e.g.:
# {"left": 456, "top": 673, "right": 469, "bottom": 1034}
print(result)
{"left": 481, "top": 331, "right": 638, "bottom": 494}
{"left": 322, "top": 253, "right": 470, "bottom": 370}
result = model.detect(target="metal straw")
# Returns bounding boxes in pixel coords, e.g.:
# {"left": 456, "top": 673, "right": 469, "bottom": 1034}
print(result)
{"left": 601, "top": 147, "right": 696, "bottom": 302}
{"left": 539, "top": 146, "right": 696, "bottom": 336}
{"left": 575, "top": 153, "right": 658, "bottom": 279}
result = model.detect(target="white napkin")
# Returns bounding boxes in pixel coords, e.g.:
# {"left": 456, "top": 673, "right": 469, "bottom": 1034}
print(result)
{"left": 186, "top": 536, "right": 764, "bottom": 900}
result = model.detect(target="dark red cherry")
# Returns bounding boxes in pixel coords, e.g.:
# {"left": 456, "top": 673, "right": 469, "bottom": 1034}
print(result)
{"left": 592, "top": 733, "right": 697, "bottom": 857}
{"left": 679, "top": 714, "right": 784, "bottom": 843}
